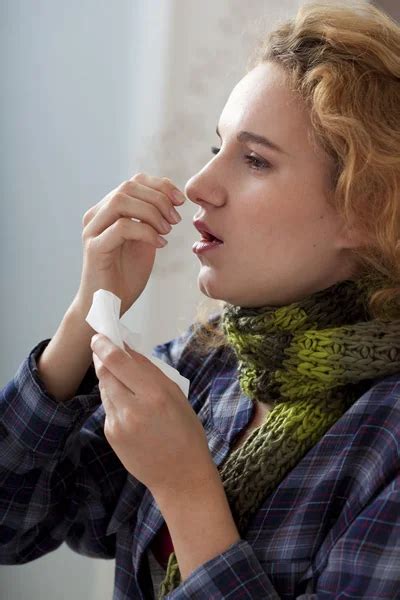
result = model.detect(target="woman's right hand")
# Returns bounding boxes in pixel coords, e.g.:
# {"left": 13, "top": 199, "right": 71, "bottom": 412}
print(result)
{"left": 73, "top": 172, "right": 186, "bottom": 318}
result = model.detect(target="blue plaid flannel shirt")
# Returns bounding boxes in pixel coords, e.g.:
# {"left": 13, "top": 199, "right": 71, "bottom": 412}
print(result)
{"left": 1, "top": 317, "right": 399, "bottom": 599}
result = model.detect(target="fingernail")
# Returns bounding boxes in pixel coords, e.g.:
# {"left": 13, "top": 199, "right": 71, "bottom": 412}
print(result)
{"left": 157, "top": 236, "right": 168, "bottom": 246}
{"left": 172, "top": 189, "right": 186, "bottom": 204}
{"left": 169, "top": 207, "right": 181, "bottom": 223}
{"left": 161, "top": 218, "right": 172, "bottom": 232}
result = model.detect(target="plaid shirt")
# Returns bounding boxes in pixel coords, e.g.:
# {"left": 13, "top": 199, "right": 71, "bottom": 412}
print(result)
{"left": 1, "top": 318, "right": 400, "bottom": 599}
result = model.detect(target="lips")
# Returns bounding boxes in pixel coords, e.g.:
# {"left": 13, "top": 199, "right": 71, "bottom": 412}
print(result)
{"left": 193, "top": 220, "right": 224, "bottom": 242}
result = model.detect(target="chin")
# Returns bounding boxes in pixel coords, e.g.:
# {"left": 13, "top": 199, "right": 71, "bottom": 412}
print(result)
{"left": 197, "top": 272, "right": 228, "bottom": 302}
{"left": 198, "top": 285, "right": 241, "bottom": 306}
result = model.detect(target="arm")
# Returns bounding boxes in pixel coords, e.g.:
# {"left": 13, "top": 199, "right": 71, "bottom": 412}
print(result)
{"left": 0, "top": 316, "right": 204, "bottom": 565}
{"left": 156, "top": 475, "right": 400, "bottom": 599}
{"left": 0, "top": 339, "right": 145, "bottom": 564}
{"left": 36, "top": 299, "right": 96, "bottom": 403}
{"left": 155, "top": 468, "right": 241, "bottom": 581}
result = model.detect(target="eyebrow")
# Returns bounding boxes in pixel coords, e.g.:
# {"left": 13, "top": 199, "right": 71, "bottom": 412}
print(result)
{"left": 216, "top": 124, "right": 288, "bottom": 155}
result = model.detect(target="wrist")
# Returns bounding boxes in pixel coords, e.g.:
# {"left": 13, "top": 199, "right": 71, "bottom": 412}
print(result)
{"left": 153, "top": 462, "right": 224, "bottom": 513}
{"left": 67, "top": 296, "right": 95, "bottom": 331}
{"left": 151, "top": 464, "right": 225, "bottom": 520}
{"left": 153, "top": 470, "right": 240, "bottom": 581}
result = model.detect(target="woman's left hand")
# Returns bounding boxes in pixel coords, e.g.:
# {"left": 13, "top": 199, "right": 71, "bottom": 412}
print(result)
{"left": 90, "top": 333, "right": 217, "bottom": 498}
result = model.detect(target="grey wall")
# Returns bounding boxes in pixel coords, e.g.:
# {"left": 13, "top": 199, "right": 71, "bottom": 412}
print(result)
{"left": 0, "top": 0, "right": 172, "bottom": 385}
{"left": 0, "top": 1, "right": 171, "bottom": 599}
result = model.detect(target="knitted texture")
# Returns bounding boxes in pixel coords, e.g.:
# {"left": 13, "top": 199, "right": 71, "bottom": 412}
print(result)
{"left": 157, "top": 278, "right": 400, "bottom": 597}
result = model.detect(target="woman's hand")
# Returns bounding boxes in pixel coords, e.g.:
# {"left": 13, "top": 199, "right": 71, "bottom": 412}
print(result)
{"left": 90, "top": 333, "right": 217, "bottom": 498}
{"left": 74, "top": 173, "right": 186, "bottom": 318}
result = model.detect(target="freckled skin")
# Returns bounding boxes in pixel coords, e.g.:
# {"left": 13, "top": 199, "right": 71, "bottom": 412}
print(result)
{"left": 185, "top": 62, "right": 365, "bottom": 308}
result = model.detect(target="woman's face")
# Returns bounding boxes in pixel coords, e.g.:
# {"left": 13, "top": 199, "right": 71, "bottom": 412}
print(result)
{"left": 185, "top": 61, "right": 362, "bottom": 307}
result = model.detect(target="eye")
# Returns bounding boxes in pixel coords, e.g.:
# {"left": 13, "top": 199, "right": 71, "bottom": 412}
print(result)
{"left": 210, "top": 146, "right": 271, "bottom": 171}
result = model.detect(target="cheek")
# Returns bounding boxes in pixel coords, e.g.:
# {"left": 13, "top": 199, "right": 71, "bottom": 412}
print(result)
{"left": 242, "top": 206, "right": 299, "bottom": 250}
{"left": 239, "top": 205, "right": 335, "bottom": 264}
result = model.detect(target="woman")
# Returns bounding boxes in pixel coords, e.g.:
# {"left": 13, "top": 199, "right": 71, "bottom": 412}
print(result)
{"left": 1, "top": 1, "right": 400, "bottom": 598}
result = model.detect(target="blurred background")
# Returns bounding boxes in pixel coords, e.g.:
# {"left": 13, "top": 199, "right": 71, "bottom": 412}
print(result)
{"left": 0, "top": 0, "right": 397, "bottom": 598}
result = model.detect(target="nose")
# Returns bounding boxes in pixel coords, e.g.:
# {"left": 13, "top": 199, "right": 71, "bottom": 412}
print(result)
{"left": 184, "top": 164, "right": 225, "bottom": 210}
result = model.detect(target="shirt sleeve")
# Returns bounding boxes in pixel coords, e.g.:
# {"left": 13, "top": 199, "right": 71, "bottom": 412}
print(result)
{"left": 164, "top": 476, "right": 400, "bottom": 599}
{"left": 164, "top": 539, "right": 280, "bottom": 599}
{"left": 0, "top": 338, "right": 145, "bottom": 564}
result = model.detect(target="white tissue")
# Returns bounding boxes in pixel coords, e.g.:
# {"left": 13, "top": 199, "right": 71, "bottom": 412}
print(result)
{"left": 85, "top": 289, "right": 190, "bottom": 397}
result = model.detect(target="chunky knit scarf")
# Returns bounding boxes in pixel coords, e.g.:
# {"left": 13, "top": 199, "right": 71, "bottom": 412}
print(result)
{"left": 158, "top": 277, "right": 400, "bottom": 598}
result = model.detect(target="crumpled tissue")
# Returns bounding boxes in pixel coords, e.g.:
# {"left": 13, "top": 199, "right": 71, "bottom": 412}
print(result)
{"left": 85, "top": 289, "right": 190, "bottom": 397}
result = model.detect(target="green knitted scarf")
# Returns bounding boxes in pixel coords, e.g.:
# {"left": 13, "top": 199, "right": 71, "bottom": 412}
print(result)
{"left": 157, "top": 277, "right": 400, "bottom": 598}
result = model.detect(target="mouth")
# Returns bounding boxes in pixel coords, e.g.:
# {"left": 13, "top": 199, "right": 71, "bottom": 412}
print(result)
{"left": 192, "top": 219, "right": 224, "bottom": 255}
{"left": 193, "top": 220, "right": 224, "bottom": 243}
{"left": 199, "top": 230, "right": 224, "bottom": 244}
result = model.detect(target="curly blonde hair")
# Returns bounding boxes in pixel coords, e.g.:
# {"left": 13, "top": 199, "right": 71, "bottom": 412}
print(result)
{"left": 190, "top": 0, "right": 400, "bottom": 356}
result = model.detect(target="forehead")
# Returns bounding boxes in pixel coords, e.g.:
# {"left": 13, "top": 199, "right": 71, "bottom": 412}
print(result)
{"left": 218, "top": 62, "right": 314, "bottom": 153}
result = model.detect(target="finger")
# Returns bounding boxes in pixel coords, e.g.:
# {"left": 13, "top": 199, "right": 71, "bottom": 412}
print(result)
{"left": 93, "top": 354, "right": 115, "bottom": 407}
{"left": 91, "top": 334, "right": 156, "bottom": 396}
{"left": 85, "top": 215, "right": 167, "bottom": 254}
{"left": 126, "top": 173, "right": 186, "bottom": 206}
{"left": 83, "top": 191, "right": 175, "bottom": 241}
{"left": 120, "top": 179, "right": 183, "bottom": 221}
{"left": 82, "top": 173, "right": 185, "bottom": 229}
{"left": 98, "top": 380, "right": 116, "bottom": 415}
{"left": 94, "top": 353, "right": 136, "bottom": 410}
